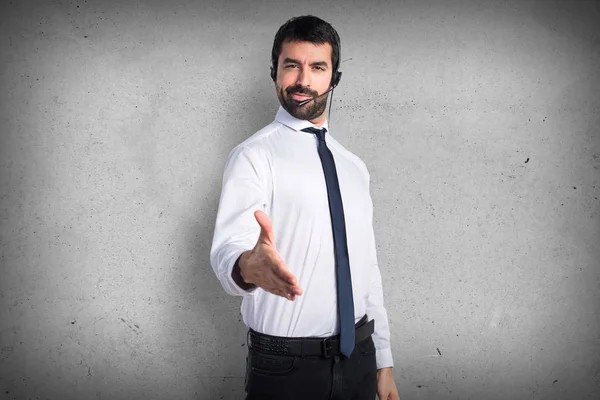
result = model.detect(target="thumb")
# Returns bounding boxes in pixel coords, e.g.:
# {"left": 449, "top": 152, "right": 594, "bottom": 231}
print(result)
{"left": 254, "top": 210, "right": 275, "bottom": 246}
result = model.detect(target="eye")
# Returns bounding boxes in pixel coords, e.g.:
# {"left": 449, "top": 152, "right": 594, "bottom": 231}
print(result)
{"left": 285, "top": 64, "right": 298, "bottom": 69}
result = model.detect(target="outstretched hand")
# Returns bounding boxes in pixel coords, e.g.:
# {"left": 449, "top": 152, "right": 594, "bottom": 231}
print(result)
{"left": 239, "top": 210, "right": 303, "bottom": 300}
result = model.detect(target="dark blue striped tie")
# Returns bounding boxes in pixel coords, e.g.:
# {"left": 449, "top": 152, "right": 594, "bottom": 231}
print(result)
{"left": 301, "top": 126, "right": 355, "bottom": 358}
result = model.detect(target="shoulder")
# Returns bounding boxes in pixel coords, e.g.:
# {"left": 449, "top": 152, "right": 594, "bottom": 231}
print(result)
{"left": 225, "top": 121, "right": 288, "bottom": 172}
{"left": 239, "top": 119, "right": 289, "bottom": 151}
{"left": 228, "top": 121, "right": 283, "bottom": 158}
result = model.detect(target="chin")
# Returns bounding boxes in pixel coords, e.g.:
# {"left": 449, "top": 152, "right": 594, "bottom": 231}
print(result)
{"left": 283, "top": 98, "right": 326, "bottom": 121}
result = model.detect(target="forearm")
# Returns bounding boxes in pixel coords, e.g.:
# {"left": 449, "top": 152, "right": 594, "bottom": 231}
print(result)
{"left": 209, "top": 145, "right": 269, "bottom": 296}
{"left": 366, "top": 225, "right": 394, "bottom": 368}
{"left": 367, "top": 276, "right": 394, "bottom": 369}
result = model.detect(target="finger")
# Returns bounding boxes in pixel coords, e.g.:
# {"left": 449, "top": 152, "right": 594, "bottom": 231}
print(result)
{"left": 278, "top": 276, "right": 302, "bottom": 296}
{"left": 254, "top": 210, "right": 275, "bottom": 245}
{"left": 289, "top": 284, "right": 303, "bottom": 296}
{"left": 268, "top": 258, "right": 302, "bottom": 295}
{"left": 279, "top": 280, "right": 302, "bottom": 297}
{"left": 289, "top": 291, "right": 301, "bottom": 301}
{"left": 273, "top": 289, "right": 298, "bottom": 301}
{"left": 283, "top": 291, "right": 295, "bottom": 301}
{"left": 264, "top": 270, "right": 299, "bottom": 296}
{"left": 274, "top": 263, "right": 298, "bottom": 285}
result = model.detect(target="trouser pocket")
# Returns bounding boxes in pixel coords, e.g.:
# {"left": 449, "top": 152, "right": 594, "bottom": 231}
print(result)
{"left": 356, "top": 335, "right": 376, "bottom": 357}
{"left": 250, "top": 351, "right": 297, "bottom": 376}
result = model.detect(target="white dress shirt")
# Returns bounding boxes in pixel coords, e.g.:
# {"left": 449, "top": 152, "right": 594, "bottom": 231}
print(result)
{"left": 210, "top": 106, "right": 393, "bottom": 369}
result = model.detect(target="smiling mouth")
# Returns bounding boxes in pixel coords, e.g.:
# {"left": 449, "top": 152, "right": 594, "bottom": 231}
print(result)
{"left": 290, "top": 93, "right": 312, "bottom": 101}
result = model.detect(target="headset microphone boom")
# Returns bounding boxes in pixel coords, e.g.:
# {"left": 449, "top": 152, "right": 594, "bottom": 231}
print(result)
{"left": 296, "top": 84, "right": 337, "bottom": 106}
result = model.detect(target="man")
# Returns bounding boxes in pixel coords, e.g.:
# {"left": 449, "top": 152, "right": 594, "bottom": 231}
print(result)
{"left": 210, "top": 15, "right": 400, "bottom": 400}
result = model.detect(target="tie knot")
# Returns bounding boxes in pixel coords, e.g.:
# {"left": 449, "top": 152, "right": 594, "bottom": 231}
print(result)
{"left": 301, "top": 127, "right": 327, "bottom": 142}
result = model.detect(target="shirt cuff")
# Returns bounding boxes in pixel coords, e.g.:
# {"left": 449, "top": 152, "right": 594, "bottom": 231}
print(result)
{"left": 376, "top": 347, "right": 394, "bottom": 370}
{"left": 224, "top": 249, "right": 258, "bottom": 296}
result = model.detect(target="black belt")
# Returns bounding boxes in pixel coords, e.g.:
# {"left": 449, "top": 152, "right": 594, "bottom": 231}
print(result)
{"left": 247, "top": 315, "right": 374, "bottom": 358}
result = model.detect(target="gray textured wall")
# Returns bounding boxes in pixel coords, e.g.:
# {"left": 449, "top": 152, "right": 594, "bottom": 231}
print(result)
{"left": 1, "top": 0, "right": 599, "bottom": 399}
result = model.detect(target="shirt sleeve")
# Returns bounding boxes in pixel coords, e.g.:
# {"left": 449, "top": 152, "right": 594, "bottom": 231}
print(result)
{"left": 364, "top": 169, "right": 395, "bottom": 370}
{"left": 210, "top": 144, "right": 270, "bottom": 296}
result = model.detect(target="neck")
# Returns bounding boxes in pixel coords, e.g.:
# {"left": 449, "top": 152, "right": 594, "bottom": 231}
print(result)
{"left": 309, "top": 113, "right": 326, "bottom": 127}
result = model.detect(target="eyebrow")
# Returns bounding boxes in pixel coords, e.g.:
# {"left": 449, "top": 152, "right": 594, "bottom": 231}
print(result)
{"left": 282, "top": 57, "right": 329, "bottom": 68}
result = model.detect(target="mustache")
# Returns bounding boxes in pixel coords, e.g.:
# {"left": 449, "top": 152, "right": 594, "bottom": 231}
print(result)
{"left": 286, "top": 86, "right": 317, "bottom": 97}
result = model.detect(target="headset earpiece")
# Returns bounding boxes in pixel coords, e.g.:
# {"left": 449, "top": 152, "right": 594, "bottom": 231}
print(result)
{"left": 331, "top": 70, "right": 342, "bottom": 88}
{"left": 270, "top": 64, "right": 276, "bottom": 82}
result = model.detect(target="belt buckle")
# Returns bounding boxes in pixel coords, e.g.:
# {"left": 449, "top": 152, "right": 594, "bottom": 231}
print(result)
{"left": 321, "top": 338, "right": 333, "bottom": 358}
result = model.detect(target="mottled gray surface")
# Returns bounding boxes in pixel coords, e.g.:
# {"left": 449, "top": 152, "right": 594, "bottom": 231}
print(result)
{"left": 0, "top": 0, "right": 599, "bottom": 399}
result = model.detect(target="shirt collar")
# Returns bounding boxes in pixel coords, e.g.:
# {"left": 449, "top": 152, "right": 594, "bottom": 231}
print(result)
{"left": 275, "top": 106, "right": 329, "bottom": 133}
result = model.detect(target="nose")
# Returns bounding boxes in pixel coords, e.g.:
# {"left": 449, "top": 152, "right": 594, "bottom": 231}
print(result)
{"left": 296, "top": 65, "right": 311, "bottom": 88}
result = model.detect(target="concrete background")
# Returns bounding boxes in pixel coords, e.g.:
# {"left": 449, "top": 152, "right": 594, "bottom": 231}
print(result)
{"left": 1, "top": 0, "right": 599, "bottom": 399}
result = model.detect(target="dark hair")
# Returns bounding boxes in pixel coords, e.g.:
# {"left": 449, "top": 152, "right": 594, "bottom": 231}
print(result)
{"left": 270, "top": 15, "right": 341, "bottom": 83}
